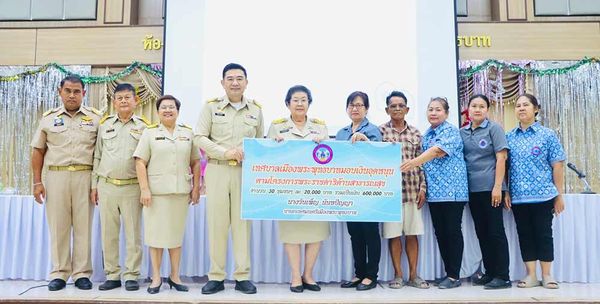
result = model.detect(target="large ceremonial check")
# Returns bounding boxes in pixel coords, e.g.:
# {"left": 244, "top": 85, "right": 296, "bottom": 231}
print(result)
{"left": 241, "top": 138, "right": 402, "bottom": 222}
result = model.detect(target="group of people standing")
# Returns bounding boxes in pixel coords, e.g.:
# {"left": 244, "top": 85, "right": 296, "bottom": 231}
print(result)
{"left": 30, "top": 62, "right": 565, "bottom": 295}
{"left": 397, "top": 93, "right": 565, "bottom": 290}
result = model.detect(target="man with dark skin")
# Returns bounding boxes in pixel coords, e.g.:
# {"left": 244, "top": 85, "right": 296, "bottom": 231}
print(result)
{"left": 31, "top": 76, "right": 101, "bottom": 291}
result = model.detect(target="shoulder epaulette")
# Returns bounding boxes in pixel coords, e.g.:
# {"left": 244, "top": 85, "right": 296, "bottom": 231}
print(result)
{"left": 147, "top": 123, "right": 159, "bottom": 129}
{"left": 179, "top": 124, "right": 193, "bottom": 130}
{"left": 251, "top": 100, "right": 262, "bottom": 109}
{"left": 85, "top": 106, "right": 103, "bottom": 116}
{"left": 43, "top": 107, "right": 60, "bottom": 117}
{"left": 207, "top": 97, "right": 220, "bottom": 103}
{"left": 272, "top": 117, "right": 288, "bottom": 124}
{"left": 99, "top": 114, "right": 113, "bottom": 125}
{"left": 310, "top": 118, "right": 326, "bottom": 125}
{"left": 139, "top": 116, "right": 151, "bottom": 126}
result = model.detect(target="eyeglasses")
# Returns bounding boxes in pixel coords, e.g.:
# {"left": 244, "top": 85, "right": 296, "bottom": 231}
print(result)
{"left": 388, "top": 104, "right": 407, "bottom": 110}
{"left": 159, "top": 105, "right": 177, "bottom": 110}
{"left": 348, "top": 104, "right": 366, "bottom": 109}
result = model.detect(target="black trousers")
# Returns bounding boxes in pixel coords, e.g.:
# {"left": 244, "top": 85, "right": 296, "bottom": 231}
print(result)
{"left": 512, "top": 199, "right": 555, "bottom": 262}
{"left": 346, "top": 222, "right": 381, "bottom": 281}
{"left": 429, "top": 202, "right": 465, "bottom": 280}
{"left": 469, "top": 191, "right": 510, "bottom": 281}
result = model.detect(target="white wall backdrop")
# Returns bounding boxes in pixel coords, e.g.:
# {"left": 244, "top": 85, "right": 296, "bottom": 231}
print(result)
{"left": 163, "top": 0, "right": 459, "bottom": 133}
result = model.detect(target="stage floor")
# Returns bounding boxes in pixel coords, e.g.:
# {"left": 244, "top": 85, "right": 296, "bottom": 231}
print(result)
{"left": 0, "top": 280, "right": 599, "bottom": 304}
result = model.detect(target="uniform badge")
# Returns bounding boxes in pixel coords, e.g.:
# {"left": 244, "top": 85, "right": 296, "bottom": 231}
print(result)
{"left": 215, "top": 112, "right": 225, "bottom": 117}
{"left": 177, "top": 136, "right": 190, "bottom": 141}
{"left": 130, "top": 129, "right": 142, "bottom": 134}
{"left": 310, "top": 129, "right": 320, "bottom": 134}
{"left": 531, "top": 146, "right": 541, "bottom": 156}
{"left": 155, "top": 136, "right": 166, "bottom": 140}
{"left": 106, "top": 129, "right": 115, "bottom": 133}
{"left": 53, "top": 116, "right": 64, "bottom": 127}
{"left": 478, "top": 139, "right": 488, "bottom": 149}
{"left": 246, "top": 114, "right": 257, "bottom": 120}
{"left": 80, "top": 116, "right": 94, "bottom": 126}
{"left": 279, "top": 128, "right": 291, "bottom": 134}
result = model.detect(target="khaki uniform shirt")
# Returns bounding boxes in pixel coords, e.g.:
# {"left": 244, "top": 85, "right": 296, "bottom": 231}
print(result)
{"left": 133, "top": 124, "right": 200, "bottom": 195}
{"left": 267, "top": 117, "right": 328, "bottom": 141}
{"left": 31, "top": 106, "right": 101, "bottom": 166}
{"left": 92, "top": 114, "right": 149, "bottom": 188}
{"left": 194, "top": 96, "right": 264, "bottom": 160}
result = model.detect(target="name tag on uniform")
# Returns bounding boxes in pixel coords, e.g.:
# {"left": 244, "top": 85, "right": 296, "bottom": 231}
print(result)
{"left": 155, "top": 136, "right": 166, "bottom": 140}
{"left": 178, "top": 136, "right": 190, "bottom": 141}
{"left": 106, "top": 129, "right": 115, "bottom": 133}
{"left": 310, "top": 129, "right": 320, "bottom": 134}
{"left": 215, "top": 112, "right": 225, "bottom": 117}
{"left": 279, "top": 128, "right": 291, "bottom": 134}
{"left": 53, "top": 117, "right": 64, "bottom": 127}
{"left": 246, "top": 114, "right": 257, "bottom": 120}
{"left": 130, "top": 129, "right": 142, "bottom": 134}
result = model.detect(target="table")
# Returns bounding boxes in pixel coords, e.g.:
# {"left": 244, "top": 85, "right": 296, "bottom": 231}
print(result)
{"left": 1, "top": 194, "right": 598, "bottom": 283}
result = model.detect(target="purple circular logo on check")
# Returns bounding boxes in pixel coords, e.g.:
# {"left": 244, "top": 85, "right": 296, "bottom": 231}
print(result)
{"left": 478, "top": 139, "right": 488, "bottom": 149}
{"left": 313, "top": 144, "right": 333, "bottom": 164}
{"left": 531, "top": 146, "right": 541, "bottom": 156}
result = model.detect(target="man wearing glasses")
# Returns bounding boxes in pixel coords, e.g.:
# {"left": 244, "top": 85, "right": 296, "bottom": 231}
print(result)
{"left": 379, "top": 91, "right": 430, "bottom": 289}
{"left": 195, "top": 63, "right": 264, "bottom": 295}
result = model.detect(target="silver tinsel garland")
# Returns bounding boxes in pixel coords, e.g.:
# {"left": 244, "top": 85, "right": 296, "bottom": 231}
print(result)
{"left": 0, "top": 66, "right": 91, "bottom": 194}
{"left": 534, "top": 61, "right": 600, "bottom": 193}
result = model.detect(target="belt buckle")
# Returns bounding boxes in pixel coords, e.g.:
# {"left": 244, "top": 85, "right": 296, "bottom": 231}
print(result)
{"left": 114, "top": 179, "right": 124, "bottom": 186}
{"left": 228, "top": 160, "right": 238, "bottom": 166}
{"left": 67, "top": 165, "right": 76, "bottom": 171}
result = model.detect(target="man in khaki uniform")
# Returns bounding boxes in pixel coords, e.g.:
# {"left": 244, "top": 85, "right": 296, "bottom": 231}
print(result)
{"left": 31, "top": 76, "right": 101, "bottom": 291}
{"left": 91, "top": 83, "right": 149, "bottom": 291}
{"left": 195, "top": 63, "right": 264, "bottom": 294}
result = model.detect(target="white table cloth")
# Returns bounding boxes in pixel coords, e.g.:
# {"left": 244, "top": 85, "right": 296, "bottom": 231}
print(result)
{"left": 1, "top": 194, "right": 598, "bottom": 283}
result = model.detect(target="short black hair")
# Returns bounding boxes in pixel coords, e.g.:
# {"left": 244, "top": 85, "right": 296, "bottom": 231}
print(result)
{"left": 468, "top": 94, "right": 490, "bottom": 108}
{"left": 60, "top": 75, "right": 85, "bottom": 90}
{"left": 346, "top": 91, "right": 370, "bottom": 109}
{"left": 386, "top": 91, "right": 408, "bottom": 106}
{"left": 285, "top": 85, "right": 313, "bottom": 106}
{"left": 222, "top": 63, "right": 247, "bottom": 78}
{"left": 114, "top": 83, "right": 136, "bottom": 96}
{"left": 155, "top": 95, "right": 181, "bottom": 111}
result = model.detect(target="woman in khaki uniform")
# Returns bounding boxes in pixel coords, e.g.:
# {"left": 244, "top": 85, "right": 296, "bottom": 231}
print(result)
{"left": 267, "top": 85, "right": 330, "bottom": 293}
{"left": 134, "top": 95, "right": 201, "bottom": 294}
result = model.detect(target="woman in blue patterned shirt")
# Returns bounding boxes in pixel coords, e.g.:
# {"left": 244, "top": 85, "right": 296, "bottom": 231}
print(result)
{"left": 506, "top": 94, "right": 565, "bottom": 289}
{"left": 401, "top": 97, "right": 469, "bottom": 289}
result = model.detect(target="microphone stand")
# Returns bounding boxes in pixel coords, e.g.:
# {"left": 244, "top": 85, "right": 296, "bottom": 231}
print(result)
{"left": 567, "top": 162, "right": 596, "bottom": 194}
{"left": 580, "top": 178, "right": 595, "bottom": 194}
